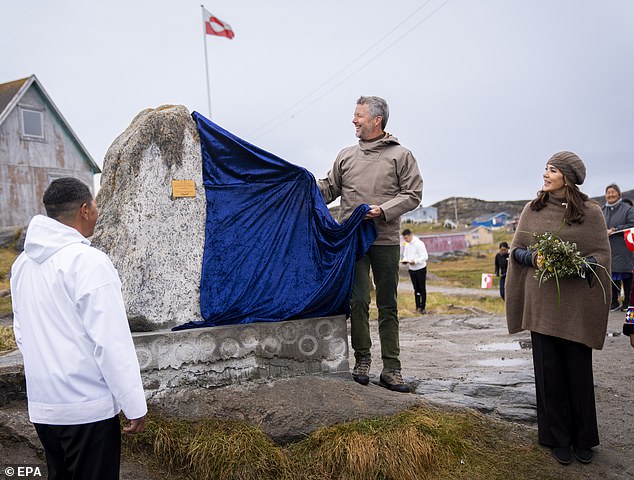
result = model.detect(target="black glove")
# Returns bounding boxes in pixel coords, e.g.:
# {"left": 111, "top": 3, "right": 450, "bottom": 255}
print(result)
{"left": 513, "top": 248, "right": 535, "bottom": 267}
{"left": 582, "top": 256, "right": 597, "bottom": 288}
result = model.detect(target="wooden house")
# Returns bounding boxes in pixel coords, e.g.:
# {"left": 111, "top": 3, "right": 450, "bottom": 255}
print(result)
{"left": 464, "top": 225, "right": 494, "bottom": 246}
{"left": 0, "top": 75, "right": 100, "bottom": 227}
{"left": 418, "top": 232, "right": 468, "bottom": 255}
{"left": 471, "top": 212, "right": 511, "bottom": 228}
{"left": 401, "top": 206, "right": 438, "bottom": 223}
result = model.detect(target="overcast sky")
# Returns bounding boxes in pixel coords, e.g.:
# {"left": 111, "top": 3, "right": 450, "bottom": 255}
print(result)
{"left": 2, "top": 0, "right": 632, "bottom": 205}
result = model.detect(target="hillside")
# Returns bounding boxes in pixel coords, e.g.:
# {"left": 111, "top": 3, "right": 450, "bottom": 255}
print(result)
{"left": 432, "top": 188, "right": 633, "bottom": 225}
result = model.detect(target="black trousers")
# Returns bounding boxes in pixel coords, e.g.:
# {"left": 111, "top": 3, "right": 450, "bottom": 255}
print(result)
{"left": 34, "top": 414, "right": 121, "bottom": 480}
{"left": 531, "top": 332, "right": 599, "bottom": 449}
{"left": 408, "top": 267, "right": 427, "bottom": 311}
{"left": 499, "top": 274, "right": 506, "bottom": 299}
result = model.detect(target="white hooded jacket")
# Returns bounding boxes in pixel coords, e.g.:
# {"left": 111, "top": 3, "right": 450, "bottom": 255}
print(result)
{"left": 11, "top": 215, "right": 147, "bottom": 425}
{"left": 401, "top": 236, "right": 428, "bottom": 271}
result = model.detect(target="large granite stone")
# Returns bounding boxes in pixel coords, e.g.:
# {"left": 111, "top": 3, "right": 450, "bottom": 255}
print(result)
{"left": 92, "top": 105, "right": 205, "bottom": 331}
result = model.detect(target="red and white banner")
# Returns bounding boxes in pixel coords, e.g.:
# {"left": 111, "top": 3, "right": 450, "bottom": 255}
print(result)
{"left": 203, "top": 8, "right": 234, "bottom": 39}
{"left": 625, "top": 228, "right": 634, "bottom": 252}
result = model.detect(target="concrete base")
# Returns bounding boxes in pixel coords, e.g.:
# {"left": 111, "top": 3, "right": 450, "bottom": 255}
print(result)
{"left": 133, "top": 315, "right": 350, "bottom": 397}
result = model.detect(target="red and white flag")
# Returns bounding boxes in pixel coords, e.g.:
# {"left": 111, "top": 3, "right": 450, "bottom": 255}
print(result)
{"left": 481, "top": 273, "right": 494, "bottom": 289}
{"left": 625, "top": 228, "right": 634, "bottom": 252}
{"left": 203, "top": 8, "right": 234, "bottom": 39}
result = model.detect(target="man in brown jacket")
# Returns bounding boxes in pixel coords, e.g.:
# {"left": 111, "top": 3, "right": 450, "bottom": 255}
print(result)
{"left": 318, "top": 96, "right": 423, "bottom": 392}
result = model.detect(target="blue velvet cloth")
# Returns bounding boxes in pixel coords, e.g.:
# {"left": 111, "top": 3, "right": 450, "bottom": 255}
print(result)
{"left": 172, "top": 112, "right": 377, "bottom": 330}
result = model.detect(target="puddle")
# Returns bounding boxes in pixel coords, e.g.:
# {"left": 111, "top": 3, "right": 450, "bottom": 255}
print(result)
{"left": 476, "top": 342, "right": 521, "bottom": 352}
{"left": 475, "top": 358, "right": 531, "bottom": 367}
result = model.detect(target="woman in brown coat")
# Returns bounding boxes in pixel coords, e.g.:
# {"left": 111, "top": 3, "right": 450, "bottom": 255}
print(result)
{"left": 505, "top": 151, "right": 611, "bottom": 466}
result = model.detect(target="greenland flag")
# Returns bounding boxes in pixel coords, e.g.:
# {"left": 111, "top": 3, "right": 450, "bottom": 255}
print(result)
{"left": 481, "top": 273, "right": 494, "bottom": 289}
{"left": 203, "top": 8, "right": 235, "bottom": 39}
{"left": 625, "top": 228, "right": 634, "bottom": 252}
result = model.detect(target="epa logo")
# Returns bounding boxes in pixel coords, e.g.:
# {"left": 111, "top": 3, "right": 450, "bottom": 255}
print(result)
{"left": 3, "top": 466, "right": 43, "bottom": 477}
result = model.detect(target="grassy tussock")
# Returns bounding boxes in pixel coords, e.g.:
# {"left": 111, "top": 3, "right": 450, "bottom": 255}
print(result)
{"left": 124, "top": 415, "right": 288, "bottom": 480}
{"left": 0, "top": 326, "right": 17, "bottom": 352}
{"left": 123, "top": 407, "right": 562, "bottom": 480}
{"left": 288, "top": 410, "right": 444, "bottom": 480}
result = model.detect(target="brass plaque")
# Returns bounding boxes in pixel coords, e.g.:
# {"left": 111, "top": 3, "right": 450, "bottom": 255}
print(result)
{"left": 172, "top": 180, "right": 196, "bottom": 198}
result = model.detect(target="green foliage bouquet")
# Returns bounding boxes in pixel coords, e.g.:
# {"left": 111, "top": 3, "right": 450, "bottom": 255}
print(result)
{"left": 529, "top": 232, "right": 609, "bottom": 304}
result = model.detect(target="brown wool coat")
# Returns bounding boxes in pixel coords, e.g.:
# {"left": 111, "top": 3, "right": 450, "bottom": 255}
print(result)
{"left": 505, "top": 196, "right": 611, "bottom": 350}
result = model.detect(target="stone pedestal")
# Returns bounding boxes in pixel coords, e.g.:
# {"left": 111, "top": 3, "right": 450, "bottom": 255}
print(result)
{"left": 133, "top": 315, "right": 350, "bottom": 398}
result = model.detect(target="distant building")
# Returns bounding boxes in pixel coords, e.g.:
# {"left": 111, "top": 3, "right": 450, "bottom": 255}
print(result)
{"left": 415, "top": 225, "right": 493, "bottom": 256}
{"left": 471, "top": 212, "right": 511, "bottom": 228}
{"left": 419, "top": 232, "right": 468, "bottom": 255}
{"left": 464, "top": 225, "right": 493, "bottom": 246}
{"left": 401, "top": 206, "right": 438, "bottom": 223}
{"left": 0, "top": 75, "right": 100, "bottom": 227}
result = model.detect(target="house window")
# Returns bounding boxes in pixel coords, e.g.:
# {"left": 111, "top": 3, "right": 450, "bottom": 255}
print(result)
{"left": 21, "top": 108, "right": 44, "bottom": 139}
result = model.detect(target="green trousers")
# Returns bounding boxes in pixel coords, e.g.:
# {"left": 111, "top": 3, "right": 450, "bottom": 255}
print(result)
{"left": 350, "top": 245, "right": 401, "bottom": 370}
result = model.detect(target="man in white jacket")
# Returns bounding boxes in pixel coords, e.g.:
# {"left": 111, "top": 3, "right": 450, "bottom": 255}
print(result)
{"left": 11, "top": 177, "right": 147, "bottom": 480}
{"left": 401, "top": 229, "right": 429, "bottom": 314}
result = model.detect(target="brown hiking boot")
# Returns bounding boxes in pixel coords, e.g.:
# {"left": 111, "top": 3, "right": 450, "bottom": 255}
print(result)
{"left": 379, "top": 368, "right": 410, "bottom": 393}
{"left": 352, "top": 356, "right": 371, "bottom": 385}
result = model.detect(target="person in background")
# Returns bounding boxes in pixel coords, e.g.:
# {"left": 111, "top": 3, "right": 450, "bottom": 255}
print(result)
{"left": 505, "top": 152, "right": 611, "bottom": 466}
{"left": 623, "top": 199, "right": 634, "bottom": 348}
{"left": 495, "top": 241, "right": 510, "bottom": 299}
{"left": 602, "top": 184, "right": 634, "bottom": 311}
{"left": 401, "top": 229, "right": 429, "bottom": 314}
{"left": 625, "top": 288, "right": 634, "bottom": 349}
{"left": 11, "top": 177, "right": 147, "bottom": 480}
{"left": 318, "top": 96, "right": 423, "bottom": 393}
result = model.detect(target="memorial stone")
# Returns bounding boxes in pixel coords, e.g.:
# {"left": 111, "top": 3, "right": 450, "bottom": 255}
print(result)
{"left": 92, "top": 105, "right": 205, "bottom": 331}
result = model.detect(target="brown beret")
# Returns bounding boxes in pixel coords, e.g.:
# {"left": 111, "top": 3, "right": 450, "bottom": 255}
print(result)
{"left": 547, "top": 151, "right": 586, "bottom": 185}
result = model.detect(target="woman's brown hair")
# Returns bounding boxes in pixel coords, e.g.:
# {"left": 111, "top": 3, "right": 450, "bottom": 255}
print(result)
{"left": 529, "top": 179, "right": 589, "bottom": 224}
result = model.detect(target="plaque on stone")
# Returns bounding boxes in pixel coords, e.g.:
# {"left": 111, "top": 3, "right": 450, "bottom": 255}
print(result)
{"left": 172, "top": 180, "right": 196, "bottom": 198}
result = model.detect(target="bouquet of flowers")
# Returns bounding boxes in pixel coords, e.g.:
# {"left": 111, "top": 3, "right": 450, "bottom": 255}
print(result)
{"left": 529, "top": 232, "right": 609, "bottom": 304}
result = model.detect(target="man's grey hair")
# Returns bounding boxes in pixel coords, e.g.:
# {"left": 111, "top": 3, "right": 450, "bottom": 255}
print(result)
{"left": 357, "top": 96, "right": 389, "bottom": 130}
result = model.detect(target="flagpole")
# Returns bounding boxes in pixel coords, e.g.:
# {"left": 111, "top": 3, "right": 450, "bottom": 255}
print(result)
{"left": 201, "top": 4, "right": 212, "bottom": 119}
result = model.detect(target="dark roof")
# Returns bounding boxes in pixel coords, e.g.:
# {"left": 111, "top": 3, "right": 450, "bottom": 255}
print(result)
{"left": 0, "top": 77, "right": 29, "bottom": 118}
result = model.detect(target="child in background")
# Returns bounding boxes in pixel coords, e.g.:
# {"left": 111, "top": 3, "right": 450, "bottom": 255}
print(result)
{"left": 625, "top": 277, "right": 634, "bottom": 349}
{"left": 495, "top": 242, "right": 510, "bottom": 299}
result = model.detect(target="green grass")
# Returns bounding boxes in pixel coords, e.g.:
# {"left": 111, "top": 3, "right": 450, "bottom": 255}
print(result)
{"left": 393, "top": 286, "right": 505, "bottom": 316}
{"left": 1, "top": 245, "right": 19, "bottom": 352}
{"left": 0, "top": 246, "right": 18, "bottom": 318}
{"left": 122, "top": 407, "right": 569, "bottom": 480}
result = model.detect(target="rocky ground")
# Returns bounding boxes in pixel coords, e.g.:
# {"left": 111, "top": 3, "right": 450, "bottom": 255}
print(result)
{"left": 396, "top": 306, "right": 633, "bottom": 479}
{"left": 1, "top": 293, "right": 632, "bottom": 479}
